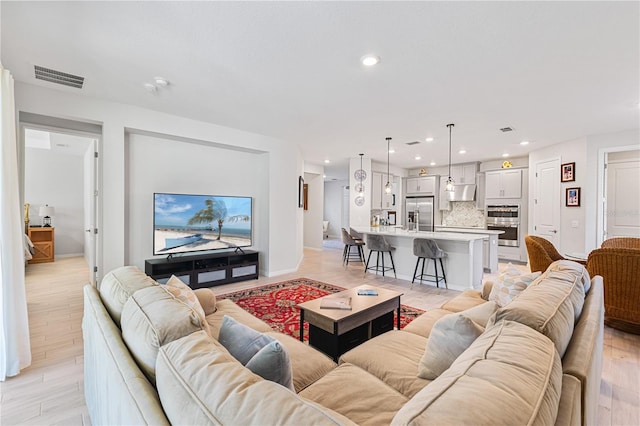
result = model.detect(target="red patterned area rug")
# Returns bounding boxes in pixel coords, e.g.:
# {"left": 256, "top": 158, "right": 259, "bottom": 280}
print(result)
{"left": 218, "top": 277, "right": 425, "bottom": 341}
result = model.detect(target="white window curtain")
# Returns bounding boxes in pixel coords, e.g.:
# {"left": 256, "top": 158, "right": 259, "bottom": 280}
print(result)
{"left": 0, "top": 64, "right": 31, "bottom": 380}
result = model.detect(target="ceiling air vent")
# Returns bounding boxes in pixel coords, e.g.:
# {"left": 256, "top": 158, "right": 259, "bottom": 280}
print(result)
{"left": 34, "top": 65, "right": 84, "bottom": 89}
{"left": 406, "top": 141, "right": 421, "bottom": 146}
{"left": 499, "top": 127, "right": 514, "bottom": 132}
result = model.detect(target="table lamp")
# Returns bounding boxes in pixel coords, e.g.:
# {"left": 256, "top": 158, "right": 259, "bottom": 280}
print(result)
{"left": 39, "top": 205, "right": 55, "bottom": 227}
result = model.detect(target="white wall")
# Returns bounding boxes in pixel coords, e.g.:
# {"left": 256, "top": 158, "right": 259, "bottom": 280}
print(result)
{"left": 324, "top": 179, "right": 347, "bottom": 238}
{"left": 24, "top": 147, "right": 85, "bottom": 256}
{"left": 303, "top": 164, "right": 324, "bottom": 250}
{"left": 15, "top": 82, "right": 303, "bottom": 279}
{"left": 528, "top": 128, "right": 640, "bottom": 253}
{"left": 126, "top": 133, "right": 268, "bottom": 271}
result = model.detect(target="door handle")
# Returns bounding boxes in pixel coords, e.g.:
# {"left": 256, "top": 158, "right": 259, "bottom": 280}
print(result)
{"left": 550, "top": 230, "right": 557, "bottom": 233}
{"left": 85, "top": 229, "right": 92, "bottom": 232}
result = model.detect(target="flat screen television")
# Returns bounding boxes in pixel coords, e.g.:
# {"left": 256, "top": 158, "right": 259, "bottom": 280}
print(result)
{"left": 153, "top": 193, "right": 252, "bottom": 256}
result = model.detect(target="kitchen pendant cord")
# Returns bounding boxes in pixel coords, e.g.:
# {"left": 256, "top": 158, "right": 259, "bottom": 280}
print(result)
{"left": 447, "top": 123, "right": 454, "bottom": 181}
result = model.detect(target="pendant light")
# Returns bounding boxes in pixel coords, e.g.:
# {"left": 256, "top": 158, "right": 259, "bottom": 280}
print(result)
{"left": 358, "top": 153, "right": 365, "bottom": 195}
{"left": 445, "top": 123, "right": 455, "bottom": 192}
{"left": 385, "top": 137, "right": 392, "bottom": 194}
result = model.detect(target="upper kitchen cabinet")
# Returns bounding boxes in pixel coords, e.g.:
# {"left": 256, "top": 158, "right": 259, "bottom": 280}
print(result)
{"left": 450, "top": 163, "right": 479, "bottom": 185}
{"left": 485, "top": 169, "right": 522, "bottom": 199}
{"left": 405, "top": 175, "right": 436, "bottom": 195}
{"left": 372, "top": 172, "right": 397, "bottom": 209}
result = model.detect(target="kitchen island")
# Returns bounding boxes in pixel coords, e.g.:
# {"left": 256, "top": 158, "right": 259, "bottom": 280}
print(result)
{"left": 434, "top": 226, "right": 504, "bottom": 273}
{"left": 352, "top": 226, "right": 487, "bottom": 291}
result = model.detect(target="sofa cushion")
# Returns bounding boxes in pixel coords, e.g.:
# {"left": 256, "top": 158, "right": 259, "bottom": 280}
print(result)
{"left": 164, "top": 275, "right": 211, "bottom": 335}
{"left": 392, "top": 320, "right": 563, "bottom": 426}
{"left": 121, "top": 285, "right": 204, "bottom": 384}
{"left": 488, "top": 270, "right": 541, "bottom": 307}
{"left": 339, "top": 330, "right": 430, "bottom": 398}
{"left": 156, "top": 331, "right": 357, "bottom": 426}
{"left": 488, "top": 264, "right": 586, "bottom": 357}
{"left": 205, "top": 299, "right": 273, "bottom": 339}
{"left": 299, "top": 363, "right": 409, "bottom": 426}
{"left": 264, "top": 331, "right": 337, "bottom": 393}
{"left": 401, "top": 308, "right": 450, "bottom": 338}
{"left": 417, "top": 312, "right": 484, "bottom": 380}
{"left": 98, "top": 266, "right": 157, "bottom": 326}
{"left": 440, "top": 289, "right": 485, "bottom": 312}
{"left": 547, "top": 260, "right": 591, "bottom": 293}
{"left": 218, "top": 315, "right": 294, "bottom": 390}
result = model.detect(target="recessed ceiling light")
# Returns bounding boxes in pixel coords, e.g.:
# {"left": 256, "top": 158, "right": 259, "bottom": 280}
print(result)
{"left": 502, "top": 153, "right": 510, "bottom": 158}
{"left": 458, "top": 149, "right": 466, "bottom": 154}
{"left": 324, "top": 159, "right": 331, "bottom": 164}
{"left": 154, "top": 77, "right": 169, "bottom": 87}
{"left": 143, "top": 83, "right": 157, "bottom": 92}
{"left": 361, "top": 55, "right": 380, "bottom": 66}
{"left": 430, "top": 161, "right": 436, "bottom": 166}
{"left": 415, "top": 155, "right": 422, "bottom": 160}
{"left": 520, "top": 141, "right": 530, "bottom": 145}
{"left": 425, "top": 137, "right": 434, "bottom": 142}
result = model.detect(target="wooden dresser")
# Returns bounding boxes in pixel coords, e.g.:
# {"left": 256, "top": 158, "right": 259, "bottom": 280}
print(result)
{"left": 28, "top": 227, "right": 55, "bottom": 263}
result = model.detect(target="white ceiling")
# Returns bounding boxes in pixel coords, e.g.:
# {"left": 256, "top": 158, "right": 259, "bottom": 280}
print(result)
{"left": 2, "top": 1, "right": 639, "bottom": 180}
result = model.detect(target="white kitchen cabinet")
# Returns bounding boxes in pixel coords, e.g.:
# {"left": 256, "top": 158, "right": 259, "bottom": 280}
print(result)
{"left": 450, "top": 163, "right": 478, "bottom": 185}
{"left": 406, "top": 176, "right": 436, "bottom": 195}
{"left": 372, "top": 172, "right": 397, "bottom": 210}
{"left": 485, "top": 169, "right": 522, "bottom": 199}
{"left": 438, "top": 176, "right": 450, "bottom": 211}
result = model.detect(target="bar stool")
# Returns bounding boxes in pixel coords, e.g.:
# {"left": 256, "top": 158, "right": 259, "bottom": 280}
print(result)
{"left": 364, "top": 234, "right": 396, "bottom": 278}
{"left": 412, "top": 238, "right": 447, "bottom": 289}
{"left": 341, "top": 228, "right": 365, "bottom": 265}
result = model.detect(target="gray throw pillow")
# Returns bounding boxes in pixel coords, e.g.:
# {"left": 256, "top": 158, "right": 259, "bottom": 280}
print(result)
{"left": 218, "top": 315, "right": 294, "bottom": 390}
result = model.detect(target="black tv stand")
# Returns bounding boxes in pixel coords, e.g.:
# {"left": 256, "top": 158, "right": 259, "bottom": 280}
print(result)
{"left": 145, "top": 250, "right": 259, "bottom": 289}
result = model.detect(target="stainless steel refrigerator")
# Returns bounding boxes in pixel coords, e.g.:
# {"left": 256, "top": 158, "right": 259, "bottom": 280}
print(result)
{"left": 405, "top": 196, "right": 434, "bottom": 231}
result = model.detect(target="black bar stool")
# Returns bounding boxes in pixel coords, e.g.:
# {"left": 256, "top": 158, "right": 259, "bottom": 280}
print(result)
{"left": 412, "top": 238, "right": 447, "bottom": 289}
{"left": 341, "top": 228, "right": 365, "bottom": 265}
{"left": 364, "top": 234, "right": 396, "bottom": 278}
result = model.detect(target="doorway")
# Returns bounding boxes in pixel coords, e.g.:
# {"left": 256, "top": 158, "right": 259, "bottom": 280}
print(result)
{"left": 601, "top": 148, "right": 640, "bottom": 241}
{"left": 532, "top": 157, "right": 561, "bottom": 246}
{"left": 19, "top": 113, "right": 102, "bottom": 285}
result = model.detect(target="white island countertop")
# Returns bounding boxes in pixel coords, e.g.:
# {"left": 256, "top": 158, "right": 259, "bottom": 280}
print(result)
{"left": 434, "top": 226, "right": 504, "bottom": 235}
{"left": 354, "top": 226, "right": 488, "bottom": 241}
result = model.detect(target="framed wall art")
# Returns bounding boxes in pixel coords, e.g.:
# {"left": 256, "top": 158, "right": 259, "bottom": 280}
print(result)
{"left": 566, "top": 187, "right": 580, "bottom": 207}
{"left": 561, "top": 162, "right": 575, "bottom": 182}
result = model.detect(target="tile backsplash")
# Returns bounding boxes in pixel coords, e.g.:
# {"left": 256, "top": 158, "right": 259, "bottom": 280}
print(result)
{"left": 442, "top": 202, "right": 485, "bottom": 227}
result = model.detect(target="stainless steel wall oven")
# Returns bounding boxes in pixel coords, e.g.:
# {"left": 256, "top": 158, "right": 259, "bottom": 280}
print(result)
{"left": 486, "top": 205, "right": 520, "bottom": 247}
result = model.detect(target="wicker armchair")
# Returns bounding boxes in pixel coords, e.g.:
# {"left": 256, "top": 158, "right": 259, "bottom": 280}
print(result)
{"left": 601, "top": 237, "right": 640, "bottom": 249}
{"left": 525, "top": 235, "right": 569, "bottom": 273}
{"left": 587, "top": 247, "right": 640, "bottom": 334}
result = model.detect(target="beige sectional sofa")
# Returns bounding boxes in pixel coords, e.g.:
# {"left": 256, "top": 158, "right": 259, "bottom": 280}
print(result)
{"left": 83, "top": 260, "right": 603, "bottom": 425}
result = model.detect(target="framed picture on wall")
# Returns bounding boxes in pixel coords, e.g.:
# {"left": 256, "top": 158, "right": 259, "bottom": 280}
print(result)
{"left": 298, "top": 176, "right": 304, "bottom": 208}
{"left": 561, "top": 162, "right": 575, "bottom": 182}
{"left": 566, "top": 187, "right": 580, "bottom": 207}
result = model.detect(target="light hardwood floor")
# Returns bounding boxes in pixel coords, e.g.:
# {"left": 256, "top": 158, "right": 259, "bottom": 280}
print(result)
{"left": 1, "top": 243, "right": 638, "bottom": 425}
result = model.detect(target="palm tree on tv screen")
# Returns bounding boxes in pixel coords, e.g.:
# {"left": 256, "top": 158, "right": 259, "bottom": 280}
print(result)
{"left": 187, "top": 198, "right": 249, "bottom": 240}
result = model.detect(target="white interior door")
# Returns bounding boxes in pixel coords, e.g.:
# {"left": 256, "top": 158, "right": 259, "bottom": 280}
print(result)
{"left": 83, "top": 139, "right": 98, "bottom": 285}
{"left": 533, "top": 158, "right": 561, "bottom": 246}
{"left": 606, "top": 152, "right": 640, "bottom": 238}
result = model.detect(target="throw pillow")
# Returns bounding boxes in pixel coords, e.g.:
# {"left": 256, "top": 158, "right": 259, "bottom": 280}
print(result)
{"left": 458, "top": 300, "right": 499, "bottom": 328}
{"left": 488, "top": 271, "right": 542, "bottom": 307}
{"left": 164, "top": 275, "right": 210, "bottom": 334}
{"left": 193, "top": 288, "right": 217, "bottom": 315}
{"left": 417, "top": 313, "right": 484, "bottom": 380}
{"left": 218, "top": 315, "right": 294, "bottom": 390}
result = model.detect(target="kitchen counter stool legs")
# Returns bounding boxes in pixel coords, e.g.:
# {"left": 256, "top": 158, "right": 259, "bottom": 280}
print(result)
{"left": 364, "top": 234, "right": 396, "bottom": 279}
{"left": 412, "top": 238, "right": 447, "bottom": 289}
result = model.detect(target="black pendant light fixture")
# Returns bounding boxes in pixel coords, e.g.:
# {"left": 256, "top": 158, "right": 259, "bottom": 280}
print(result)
{"left": 445, "top": 123, "right": 455, "bottom": 192}
{"left": 385, "top": 137, "right": 392, "bottom": 194}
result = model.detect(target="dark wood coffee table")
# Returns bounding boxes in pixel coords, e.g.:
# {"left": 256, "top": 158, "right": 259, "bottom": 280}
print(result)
{"left": 297, "top": 285, "right": 402, "bottom": 361}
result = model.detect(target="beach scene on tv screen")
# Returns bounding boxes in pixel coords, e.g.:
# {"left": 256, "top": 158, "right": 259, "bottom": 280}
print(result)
{"left": 154, "top": 193, "right": 252, "bottom": 254}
